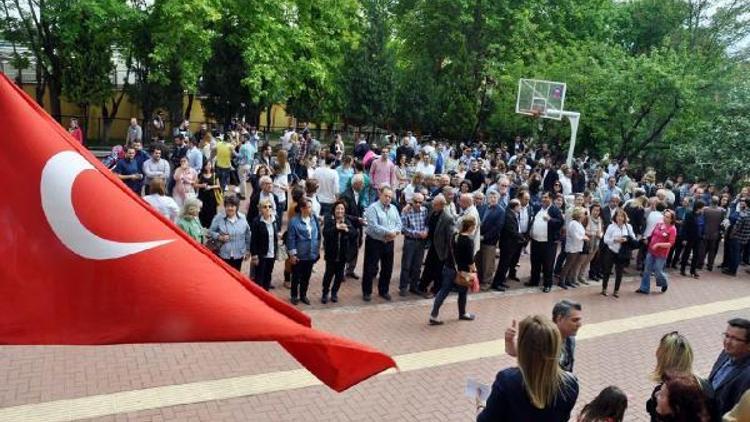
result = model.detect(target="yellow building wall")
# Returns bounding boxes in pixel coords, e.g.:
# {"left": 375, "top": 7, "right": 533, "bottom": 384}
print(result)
{"left": 19, "top": 83, "right": 301, "bottom": 142}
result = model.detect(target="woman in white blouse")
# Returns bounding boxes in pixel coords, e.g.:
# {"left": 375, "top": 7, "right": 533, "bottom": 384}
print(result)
{"left": 557, "top": 207, "right": 589, "bottom": 289}
{"left": 601, "top": 208, "right": 635, "bottom": 298}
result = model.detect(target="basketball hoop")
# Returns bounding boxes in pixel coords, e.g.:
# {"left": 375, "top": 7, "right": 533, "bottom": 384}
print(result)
{"left": 529, "top": 109, "right": 542, "bottom": 119}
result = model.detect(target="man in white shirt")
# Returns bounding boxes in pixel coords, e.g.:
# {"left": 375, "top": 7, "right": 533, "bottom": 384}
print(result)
{"left": 312, "top": 155, "right": 339, "bottom": 216}
{"left": 527, "top": 192, "right": 563, "bottom": 293}
{"left": 141, "top": 146, "right": 170, "bottom": 195}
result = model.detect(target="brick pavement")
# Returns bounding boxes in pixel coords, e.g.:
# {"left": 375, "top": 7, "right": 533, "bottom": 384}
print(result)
{"left": 0, "top": 237, "right": 748, "bottom": 421}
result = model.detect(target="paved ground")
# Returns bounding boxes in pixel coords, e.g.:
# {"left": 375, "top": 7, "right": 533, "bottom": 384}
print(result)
{"left": 1, "top": 237, "right": 749, "bottom": 421}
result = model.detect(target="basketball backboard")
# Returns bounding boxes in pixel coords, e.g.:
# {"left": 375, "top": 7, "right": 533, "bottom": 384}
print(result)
{"left": 516, "top": 78, "right": 566, "bottom": 121}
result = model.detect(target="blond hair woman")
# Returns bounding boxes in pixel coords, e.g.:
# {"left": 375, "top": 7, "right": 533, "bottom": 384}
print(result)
{"left": 478, "top": 315, "right": 579, "bottom": 421}
{"left": 646, "top": 331, "right": 717, "bottom": 421}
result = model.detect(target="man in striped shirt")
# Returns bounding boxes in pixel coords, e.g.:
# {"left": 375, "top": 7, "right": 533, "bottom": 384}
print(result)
{"left": 399, "top": 193, "right": 429, "bottom": 296}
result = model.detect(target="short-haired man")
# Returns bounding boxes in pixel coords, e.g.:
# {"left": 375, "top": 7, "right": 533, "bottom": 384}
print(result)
{"left": 126, "top": 117, "right": 142, "bottom": 145}
{"left": 141, "top": 147, "right": 170, "bottom": 195}
{"left": 399, "top": 193, "right": 429, "bottom": 296}
{"left": 709, "top": 318, "right": 750, "bottom": 415}
{"left": 313, "top": 155, "right": 339, "bottom": 216}
{"left": 113, "top": 147, "right": 144, "bottom": 194}
{"left": 478, "top": 191, "right": 504, "bottom": 290}
{"left": 527, "top": 192, "right": 563, "bottom": 293}
{"left": 505, "top": 299, "right": 582, "bottom": 372}
{"left": 362, "top": 186, "right": 402, "bottom": 301}
{"left": 341, "top": 174, "right": 367, "bottom": 279}
{"left": 418, "top": 195, "right": 455, "bottom": 297}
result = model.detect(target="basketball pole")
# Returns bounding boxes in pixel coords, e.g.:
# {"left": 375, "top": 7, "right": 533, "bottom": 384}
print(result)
{"left": 563, "top": 111, "right": 580, "bottom": 168}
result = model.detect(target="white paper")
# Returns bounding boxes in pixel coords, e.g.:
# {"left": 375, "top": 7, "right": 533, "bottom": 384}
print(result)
{"left": 465, "top": 378, "right": 491, "bottom": 402}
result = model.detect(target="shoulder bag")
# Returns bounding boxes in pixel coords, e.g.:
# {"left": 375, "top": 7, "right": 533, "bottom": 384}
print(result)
{"left": 451, "top": 234, "right": 475, "bottom": 288}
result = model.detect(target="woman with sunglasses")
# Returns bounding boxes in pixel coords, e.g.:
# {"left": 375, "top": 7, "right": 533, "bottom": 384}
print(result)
{"left": 321, "top": 201, "right": 357, "bottom": 304}
{"left": 250, "top": 198, "right": 279, "bottom": 291}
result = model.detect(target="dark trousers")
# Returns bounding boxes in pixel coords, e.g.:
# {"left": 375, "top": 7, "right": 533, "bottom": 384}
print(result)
{"left": 216, "top": 167, "right": 231, "bottom": 191}
{"left": 320, "top": 202, "right": 334, "bottom": 218}
{"left": 224, "top": 258, "right": 243, "bottom": 271}
{"left": 493, "top": 243, "right": 520, "bottom": 287}
{"left": 703, "top": 237, "right": 720, "bottom": 269}
{"left": 400, "top": 238, "right": 426, "bottom": 291}
{"left": 322, "top": 260, "right": 346, "bottom": 297}
{"left": 726, "top": 239, "right": 745, "bottom": 274}
{"left": 291, "top": 259, "right": 314, "bottom": 299}
{"left": 553, "top": 239, "right": 566, "bottom": 275}
{"left": 430, "top": 266, "right": 468, "bottom": 318}
{"left": 508, "top": 241, "right": 524, "bottom": 279}
{"left": 680, "top": 239, "right": 703, "bottom": 274}
{"left": 362, "top": 237, "right": 395, "bottom": 296}
{"left": 601, "top": 248, "right": 624, "bottom": 292}
{"left": 419, "top": 247, "right": 443, "bottom": 294}
{"left": 530, "top": 240, "right": 556, "bottom": 287}
{"left": 590, "top": 242, "right": 606, "bottom": 277}
{"left": 346, "top": 229, "right": 363, "bottom": 275}
{"left": 254, "top": 257, "right": 275, "bottom": 290}
{"left": 668, "top": 236, "right": 684, "bottom": 268}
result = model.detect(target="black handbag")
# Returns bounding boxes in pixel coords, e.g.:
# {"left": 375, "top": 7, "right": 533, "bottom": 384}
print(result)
{"left": 581, "top": 240, "right": 590, "bottom": 255}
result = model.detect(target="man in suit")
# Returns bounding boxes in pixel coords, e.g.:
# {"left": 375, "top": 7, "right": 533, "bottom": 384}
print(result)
{"left": 341, "top": 174, "right": 367, "bottom": 279}
{"left": 702, "top": 196, "right": 724, "bottom": 271}
{"left": 478, "top": 191, "right": 505, "bottom": 290}
{"left": 680, "top": 200, "right": 706, "bottom": 278}
{"left": 418, "top": 195, "right": 455, "bottom": 296}
{"left": 526, "top": 192, "right": 563, "bottom": 293}
{"left": 709, "top": 318, "right": 750, "bottom": 416}
{"left": 509, "top": 191, "right": 533, "bottom": 282}
{"left": 492, "top": 199, "right": 525, "bottom": 291}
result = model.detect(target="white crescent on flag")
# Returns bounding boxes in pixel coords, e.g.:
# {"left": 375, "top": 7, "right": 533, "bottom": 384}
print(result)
{"left": 40, "top": 151, "right": 173, "bottom": 260}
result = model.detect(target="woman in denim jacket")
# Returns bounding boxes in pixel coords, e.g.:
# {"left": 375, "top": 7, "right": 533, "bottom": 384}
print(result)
{"left": 287, "top": 197, "right": 321, "bottom": 305}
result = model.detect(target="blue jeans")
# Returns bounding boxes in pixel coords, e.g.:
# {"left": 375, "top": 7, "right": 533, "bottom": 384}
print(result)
{"left": 639, "top": 253, "right": 667, "bottom": 293}
{"left": 430, "top": 266, "right": 468, "bottom": 319}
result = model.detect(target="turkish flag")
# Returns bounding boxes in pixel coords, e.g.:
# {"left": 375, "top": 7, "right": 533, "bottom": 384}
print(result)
{"left": 0, "top": 73, "right": 395, "bottom": 391}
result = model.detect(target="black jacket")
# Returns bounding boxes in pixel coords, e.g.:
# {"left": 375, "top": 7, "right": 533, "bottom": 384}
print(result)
{"left": 528, "top": 205, "right": 564, "bottom": 242}
{"left": 340, "top": 187, "right": 365, "bottom": 226}
{"left": 682, "top": 210, "right": 704, "bottom": 242}
{"left": 500, "top": 211, "right": 525, "bottom": 249}
{"left": 247, "top": 190, "right": 279, "bottom": 223}
{"left": 322, "top": 216, "right": 357, "bottom": 262}
{"left": 480, "top": 204, "right": 505, "bottom": 245}
{"left": 250, "top": 216, "right": 278, "bottom": 258}
{"left": 708, "top": 351, "right": 750, "bottom": 416}
{"left": 477, "top": 367, "right": 578, "bottom": 422}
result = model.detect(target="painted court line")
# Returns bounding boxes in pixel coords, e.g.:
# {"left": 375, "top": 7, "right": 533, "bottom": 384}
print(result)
{"left": 1, "top": 296, "right": 750, "bottom": 421}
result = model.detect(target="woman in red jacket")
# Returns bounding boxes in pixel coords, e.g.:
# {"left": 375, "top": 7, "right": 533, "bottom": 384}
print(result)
{"left": 636, "top": 210, "right": 677, "bottom": 294}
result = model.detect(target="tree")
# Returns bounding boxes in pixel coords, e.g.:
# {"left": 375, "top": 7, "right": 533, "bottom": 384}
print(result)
{"left": 340, "top": 0, "right": 396, "bottom": 130}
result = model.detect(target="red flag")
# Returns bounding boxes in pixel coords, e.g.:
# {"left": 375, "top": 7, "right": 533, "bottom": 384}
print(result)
{"left": 0, "top": 73, "right": 395, "bottom": 391}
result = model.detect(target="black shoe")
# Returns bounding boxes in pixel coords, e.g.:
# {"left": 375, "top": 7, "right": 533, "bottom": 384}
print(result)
{"left": 613, "top": 291, "right": 619, "bottom": 298}
{"left": 491, "top": 285, "right": 506, "bottom": 292}
{"left": 347, "top": 273, "right": 360, "bottom": 279}
{"left": 661, "top": 285, "right": 668, "bottom": 293}
{"left": 363, "top": 294, "right": 371, "bottom": 302}
{"left": 509, "top": 276, "right": 520, "bottom": 282}
{"left": 331, "top": 295, "right": 339, "bottom": 303}
{"left": 380, "top": 293, "right": 392, "bottom": 301}
{"left": 291, "top": 297, "right": 299, "bottom": 305}
{"left": 635, "top": 289, "right": 649, "bottom": 294}
{"left": 707, "top": 265, "right": 713, "bottom": 272}
{"left": 499, "top": 283, "right": 510, "bottom": 289}
{"left": 722, "top": 269, "right": 736, "bottom": 276}
{"left": 566, "top": 281, "right": 577, "bottom": 288}
{"left": 237, "top": 194, "right": 246, "bottom": 200}
{"left": 459, "top": 313, "right": 476, "bottom": 321}
{"left": 524, "top": 281, "right": 539, "bottom": 287}
{"left": 300, "top": 297, "right": 310, "bottom": 305}
{"left": 542, "top": 286, "right": 551, "bottom": 293}
{"left": 429, "top": 318, "right": 444, "bottom": 326}
{"left": 557, "top": 282, "right": 568, "bottom": 290}
{"left": 680, "top": 270, "right": 688, "bottom": 277}
{"left": 269, "top": 284, "right": 276, "bottom": 290}
{"left": 321, "top": 295, "right": 328, "bottom": 304}
{"left": 399, "top": 289, "right": 408, "bottom": 297}
{"left": 409, "top": 288, "right": 420, "bottom": 295}
{"left": 691, "top": 273, "right": 700, "bottom": 279}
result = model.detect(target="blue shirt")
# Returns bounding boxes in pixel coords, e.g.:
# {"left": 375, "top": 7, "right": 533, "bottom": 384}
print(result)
{"left": 113, "top": 158, "right": 142, "bottom": 193}
{"left": 186, "top": 146, "right": 204, "bottom": 173}
{"left": 336, "top": 166, "right": 354, "bottom": 193}
{"left": 365, "top": 201, "right": 402, "bottom": 242}
{"left": 401, "top": 207, "right": 429, "bottom": 239}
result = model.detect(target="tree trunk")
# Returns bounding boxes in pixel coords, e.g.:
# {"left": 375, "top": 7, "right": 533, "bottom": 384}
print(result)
{"left": 48, "top": 77, "right": 63, "bottom": 122}
{"left": 184, "top": 93, "right": 195, "bottom": 121}
{"left": 265, "top": 104, "right": 272, "bottom": 132}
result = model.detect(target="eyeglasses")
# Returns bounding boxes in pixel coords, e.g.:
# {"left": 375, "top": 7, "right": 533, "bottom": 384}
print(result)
{"left": 723, "top": 332, "right": 749, "bottom": 343}
{"left": 414, "top": 201, "right": 423, "bottom": 205}
{"left": 262, "top": 205, "right": 273, "bottom": 209}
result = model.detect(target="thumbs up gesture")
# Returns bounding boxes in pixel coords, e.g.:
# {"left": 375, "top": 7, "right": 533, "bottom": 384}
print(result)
{"left": 504, "top": 319, "right": 518, "bottom": 358}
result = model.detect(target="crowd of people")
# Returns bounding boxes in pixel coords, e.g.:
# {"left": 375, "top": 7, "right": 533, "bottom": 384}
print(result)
{"left": 106, "top": 119, "right": 750, "bottom": 420}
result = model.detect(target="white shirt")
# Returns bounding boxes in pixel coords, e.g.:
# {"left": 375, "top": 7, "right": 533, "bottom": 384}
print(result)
{"left": 531, "top": 207, "right": 550, "bottom": 242}
{"left": 414, "top": 161, "right": 435, "bottom": 176}
{"left": 558, "top": 172, "right": 572, "bottom": 196}
{"left": 519, "top": 205, "right": 530, "bottom": 233}
{"left": 143, "top": 194, "right": 180, "bottom": 222}
{"left": 644, "top": 211, "right": 664, "bottom": 238}
{"left": 272, "top": 174, "right": 288, "bottom": 204}
{"left": 604, "top": 223, "right": 635, "bottom": 253}
{"left": 259, "top": 191, "right": 277, "bottom": 213}
{"left": 262, "top": 217, "right": 275, "bottom": 258}
{"left": 565, "top": 220, "right": 586, "bottom": 253}
{"left": 458, "top": 205, "right": 481, "bottom": 255}
{"left": 313, "top": 167, "right": 339, "bottom": 204}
